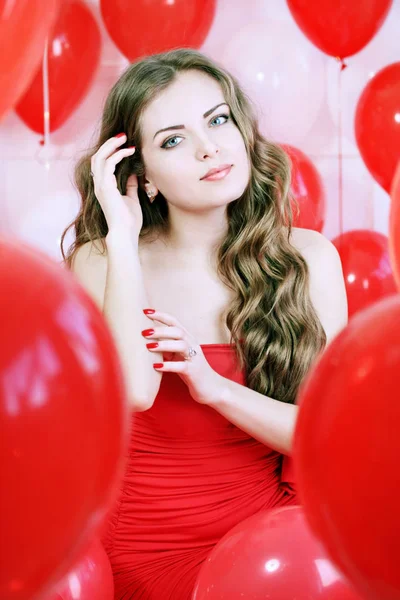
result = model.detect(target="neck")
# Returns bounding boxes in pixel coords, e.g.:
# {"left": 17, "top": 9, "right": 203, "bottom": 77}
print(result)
{"left": 160, "top": 205, "right": 229, "bottom": 259}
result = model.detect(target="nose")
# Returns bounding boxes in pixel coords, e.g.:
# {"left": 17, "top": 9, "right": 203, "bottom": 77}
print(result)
{"left": 194, "top": 135, "right": 220, "bottom": 161}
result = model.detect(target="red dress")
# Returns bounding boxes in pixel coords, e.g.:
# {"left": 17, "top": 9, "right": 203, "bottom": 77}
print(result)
{"left": 102, "top": 344, "right": 297, "bottom": 599}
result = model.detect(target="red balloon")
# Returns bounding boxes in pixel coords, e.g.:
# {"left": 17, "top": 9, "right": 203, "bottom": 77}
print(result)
{"left": 43, "top": 539, "right": 114, "bottom": 600}
{"left": 0, "top": 0, "right": 60, "bottom": 120}
{"left": 193, "top": 506, "right": 361, "bottom": 599}
{"left": 331, "top": 229, "right": 396, "bottom": 318}
{"left": 283, "top": 144, "right": 326, "bottom": 232}
{"left": 100, "top": 0, "right": 216, "bottom": 61}
{"left": 15, "top": 0, "right": 101, "bottom": 134}
{"left": 294, "top": 294, "right": 400, "bottom": 600}
{"left": 0, "top": 237, "right": 128, "bottom": 600}
{"left": 355, "top": 62, "right": 400, "bottom": 193}
{"left": 389, "top": 161, "right": 400, "bottom": 290}
{"left": 287, "top": 0, "right": 392, "bottom": 59}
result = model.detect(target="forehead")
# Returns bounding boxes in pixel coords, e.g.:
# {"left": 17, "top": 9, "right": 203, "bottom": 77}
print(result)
{"left": 140, "top": 71, "right": 226, "bottom": 139}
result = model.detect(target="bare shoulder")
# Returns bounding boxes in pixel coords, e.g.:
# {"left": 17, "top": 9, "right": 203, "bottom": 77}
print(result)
{"left": 70, "top": 238, "right": 107, "bottom": 311}
{"left": 289, "top": 227, "right": 348, "bottom": 345}
{"left": 289, "top": 226, "right": 337, "bottom": 256}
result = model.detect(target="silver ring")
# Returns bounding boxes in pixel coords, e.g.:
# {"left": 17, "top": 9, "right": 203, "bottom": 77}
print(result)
{"left": 90, "top": 171, "right": 95, "bottom": 177}
{"left": 184, "top": 346, "right": 197, "bottom": 361}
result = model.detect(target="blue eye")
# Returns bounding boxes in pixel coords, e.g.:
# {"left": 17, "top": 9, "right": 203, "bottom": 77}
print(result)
{"left": 162, "top": 136, "right": 181, "bottom": 149}
{"left": 211, "top": 114, "right": 229, "bottom": 126}
{"left": 161, "top": 113, "right": 230, "bottom": 149}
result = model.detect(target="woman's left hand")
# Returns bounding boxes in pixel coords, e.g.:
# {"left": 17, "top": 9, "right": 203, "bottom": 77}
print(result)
{"left": 142, "top": 309, "right": 225, "bottom": 405}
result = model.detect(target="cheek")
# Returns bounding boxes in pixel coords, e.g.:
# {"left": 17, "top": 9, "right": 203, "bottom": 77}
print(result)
{"left": 152, "top": 156, "right": 194, "bottom": 199}
{"left": 228, "top": 132, "right": 250, "bottom": 174}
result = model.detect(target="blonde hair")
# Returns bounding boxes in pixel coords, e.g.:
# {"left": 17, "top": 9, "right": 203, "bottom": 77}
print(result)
{"left": 61, "top": 48, "right": 326, "bottom": 404}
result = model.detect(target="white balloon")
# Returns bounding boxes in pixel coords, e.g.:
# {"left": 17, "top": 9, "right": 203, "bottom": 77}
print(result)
{"left": 219, "top": 21, "right": 326, "bottom": 146}
{"left": 326, "top": 0, "right": 400, "bottom": 150}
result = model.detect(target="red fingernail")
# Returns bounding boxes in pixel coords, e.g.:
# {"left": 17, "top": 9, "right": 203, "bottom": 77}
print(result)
{"left": 146, "top": 342, "right": 159, "bottom": 349}
{"left": 153, "top": 363, "right": 163, "bottom": 369}
{"left": 142, "top": 329, "right": 154, "bottom": 337}
{"left": 115, "top": 133, "right": 126, "bottom": 138}
{"left": 143, "top": 309, "right": 155, "bottom": 314}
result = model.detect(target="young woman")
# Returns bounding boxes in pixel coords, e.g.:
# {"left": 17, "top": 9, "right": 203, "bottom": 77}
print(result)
{"left": 61, "top": 48, "right": 348, "bottom": 599}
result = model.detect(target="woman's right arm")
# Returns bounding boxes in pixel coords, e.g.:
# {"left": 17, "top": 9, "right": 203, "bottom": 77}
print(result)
{"left": 69, "top": 132, "right": 165, "bottom": 411}
{"left": 71, "top": 233, "right": 163, "bottom": 412}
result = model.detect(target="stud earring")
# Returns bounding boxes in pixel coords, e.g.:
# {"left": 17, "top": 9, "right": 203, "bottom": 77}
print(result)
{"left": 146, "top": 189, "right": 155, "bottom": 202}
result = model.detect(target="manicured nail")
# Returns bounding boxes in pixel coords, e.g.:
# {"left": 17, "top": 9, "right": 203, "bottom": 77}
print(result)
{"left": 142, "top": 328, "right": 154, "bottom": 337}
{"left": 146, "top": 342, "right": 159, "bottom": 349}
{"left": 115, "top": 132, "right": 126, "bottom": 138}
{"left": 153, "top": 363, "right": 163, "bottom": 369}
{"left": 143, "top": 309, "right": 155, "bottom": 314}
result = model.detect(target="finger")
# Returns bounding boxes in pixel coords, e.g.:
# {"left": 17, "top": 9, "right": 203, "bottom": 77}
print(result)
{"left": 104, "top": 147, "right": 136, "bottom": 176}
{"left": 91, "top": 134, "right": 128, "bottom": 173}
{"left": 126, "top": 174, "right": 139, "bottom": 197}
{"left": 142, "top": 310, "right": 183, "bottom": 328}
{"left": 146, "top": 340, "right": 188, "bottom": 353}
{"left": 153, "top": 361, "right": 188, "bottom": 373}
{"left": 142, "top": 326, "right": 184, "bottom": 341}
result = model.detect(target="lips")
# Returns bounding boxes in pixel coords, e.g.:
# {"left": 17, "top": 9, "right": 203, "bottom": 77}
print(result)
{"left": 200, "top": 164, "right": 232, "bottom": 180}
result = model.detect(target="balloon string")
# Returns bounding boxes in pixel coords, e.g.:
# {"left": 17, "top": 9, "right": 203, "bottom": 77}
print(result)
{"left": 337, "top": 58, "right": 345, "bottom": 237}
{"left": 42, "top": 38, "right": 50, "bottom": 147}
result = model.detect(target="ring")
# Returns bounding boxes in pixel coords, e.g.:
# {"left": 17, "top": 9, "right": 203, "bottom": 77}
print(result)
{"left": 90, "top": 171, "right": 95, "bottom": 177}
{"left": 184, "top": 346, "right": 197, "bottom": 361}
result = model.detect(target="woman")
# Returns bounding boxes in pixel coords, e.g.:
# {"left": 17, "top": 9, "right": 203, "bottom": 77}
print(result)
{"left": 61, "top": 48, "right": 348, "bottom": 599}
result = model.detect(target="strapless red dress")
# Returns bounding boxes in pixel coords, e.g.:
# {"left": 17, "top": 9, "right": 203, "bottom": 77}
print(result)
{"left": 102, "top": 344, "right": 298, "bottom": 599}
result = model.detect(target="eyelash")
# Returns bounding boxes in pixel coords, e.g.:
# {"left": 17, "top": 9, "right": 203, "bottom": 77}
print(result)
{"left": 161, "top": 114, "right": 230, "bottom": 149}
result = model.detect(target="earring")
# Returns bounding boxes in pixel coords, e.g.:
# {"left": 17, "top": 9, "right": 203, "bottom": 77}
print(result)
{"left": 146, "top": 189, "right": 155, "bottom": 202}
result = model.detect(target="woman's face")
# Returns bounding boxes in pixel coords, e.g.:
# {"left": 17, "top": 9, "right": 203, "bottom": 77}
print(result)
{"left": 140, "top": 70, "right": 251, "bottom": 211}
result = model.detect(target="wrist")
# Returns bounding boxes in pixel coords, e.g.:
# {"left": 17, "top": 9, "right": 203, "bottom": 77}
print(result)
{"left": 106, "top": 228, "right": 140, "bottom": 249}
{"left": 207, "top": 373, "right": 231, "bottom": 409}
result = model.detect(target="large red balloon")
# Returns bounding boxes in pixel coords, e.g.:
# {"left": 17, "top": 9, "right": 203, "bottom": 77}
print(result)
{"left": 331, "top": 229, "right": 396, "bottom": 318}
{"left": 294, "top": 294, "right": 400, "bottom": 600}
{"left": 15, "top": 0, "right": 101, "bottom": 134}
{"left": 0, "top": 238, "right": 128, "bottom": 600}
{"left": 0, "top": 0, "right": 60, "bottom": 120}
{"left": 193, "top": 506, "right": 361, "bottom": 599}
{"left": 389, "top": 161, "right": 400, "bottom": 290}
{"left": 287, "top": 0, "right": 392, "bottom": 59}
{"left": 44, "top": 539, "right": 114, "bottom": 600}
{"left": 283, "top": 144, "right": 326, "bottom": 232}
{"left": 355, "top": 62, "right": 400, "bottom": 193}
{"left": 100, "top": 0, "right": 216, "bottom": 61}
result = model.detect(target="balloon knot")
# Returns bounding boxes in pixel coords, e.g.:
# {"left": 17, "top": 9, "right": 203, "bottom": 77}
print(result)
{"left": 335, "top": 56, "right": 348, "bottom": 71}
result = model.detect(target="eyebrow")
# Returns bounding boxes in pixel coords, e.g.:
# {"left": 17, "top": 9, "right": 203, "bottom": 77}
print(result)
{"left": 152, "top": 102, "right": 229, "bottom": 141}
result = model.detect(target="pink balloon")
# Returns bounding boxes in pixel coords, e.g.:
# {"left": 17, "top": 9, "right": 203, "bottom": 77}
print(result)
{"left": 44, "top": 539, "right": 114, "bottom": 600}
{"left": 220, "top": 20, "right": 325, "bottom": 146}
{"left": 193, "top": 506, "right": 362, "bottom": 599}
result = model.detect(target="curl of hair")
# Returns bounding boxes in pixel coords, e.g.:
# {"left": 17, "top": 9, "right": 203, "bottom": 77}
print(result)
{"left": 61, "top": 48, "right": 326, "bottom": 404}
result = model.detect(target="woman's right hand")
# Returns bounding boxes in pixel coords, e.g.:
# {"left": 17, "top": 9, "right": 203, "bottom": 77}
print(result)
{"left": 90, "top": 133, "right": 143, "bottom": 236}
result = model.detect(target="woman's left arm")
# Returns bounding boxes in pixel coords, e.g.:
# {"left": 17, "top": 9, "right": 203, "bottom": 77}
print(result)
{"left": 143, "top": 232, "right": 348, "bottom": 456}
{"left": 207, "top": 232, "right": 349, "bottom": 456}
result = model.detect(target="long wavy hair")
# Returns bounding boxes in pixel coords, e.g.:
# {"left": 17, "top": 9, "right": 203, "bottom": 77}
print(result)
{"left": 61, "top": 48, "right": 326, "bottom": 404}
